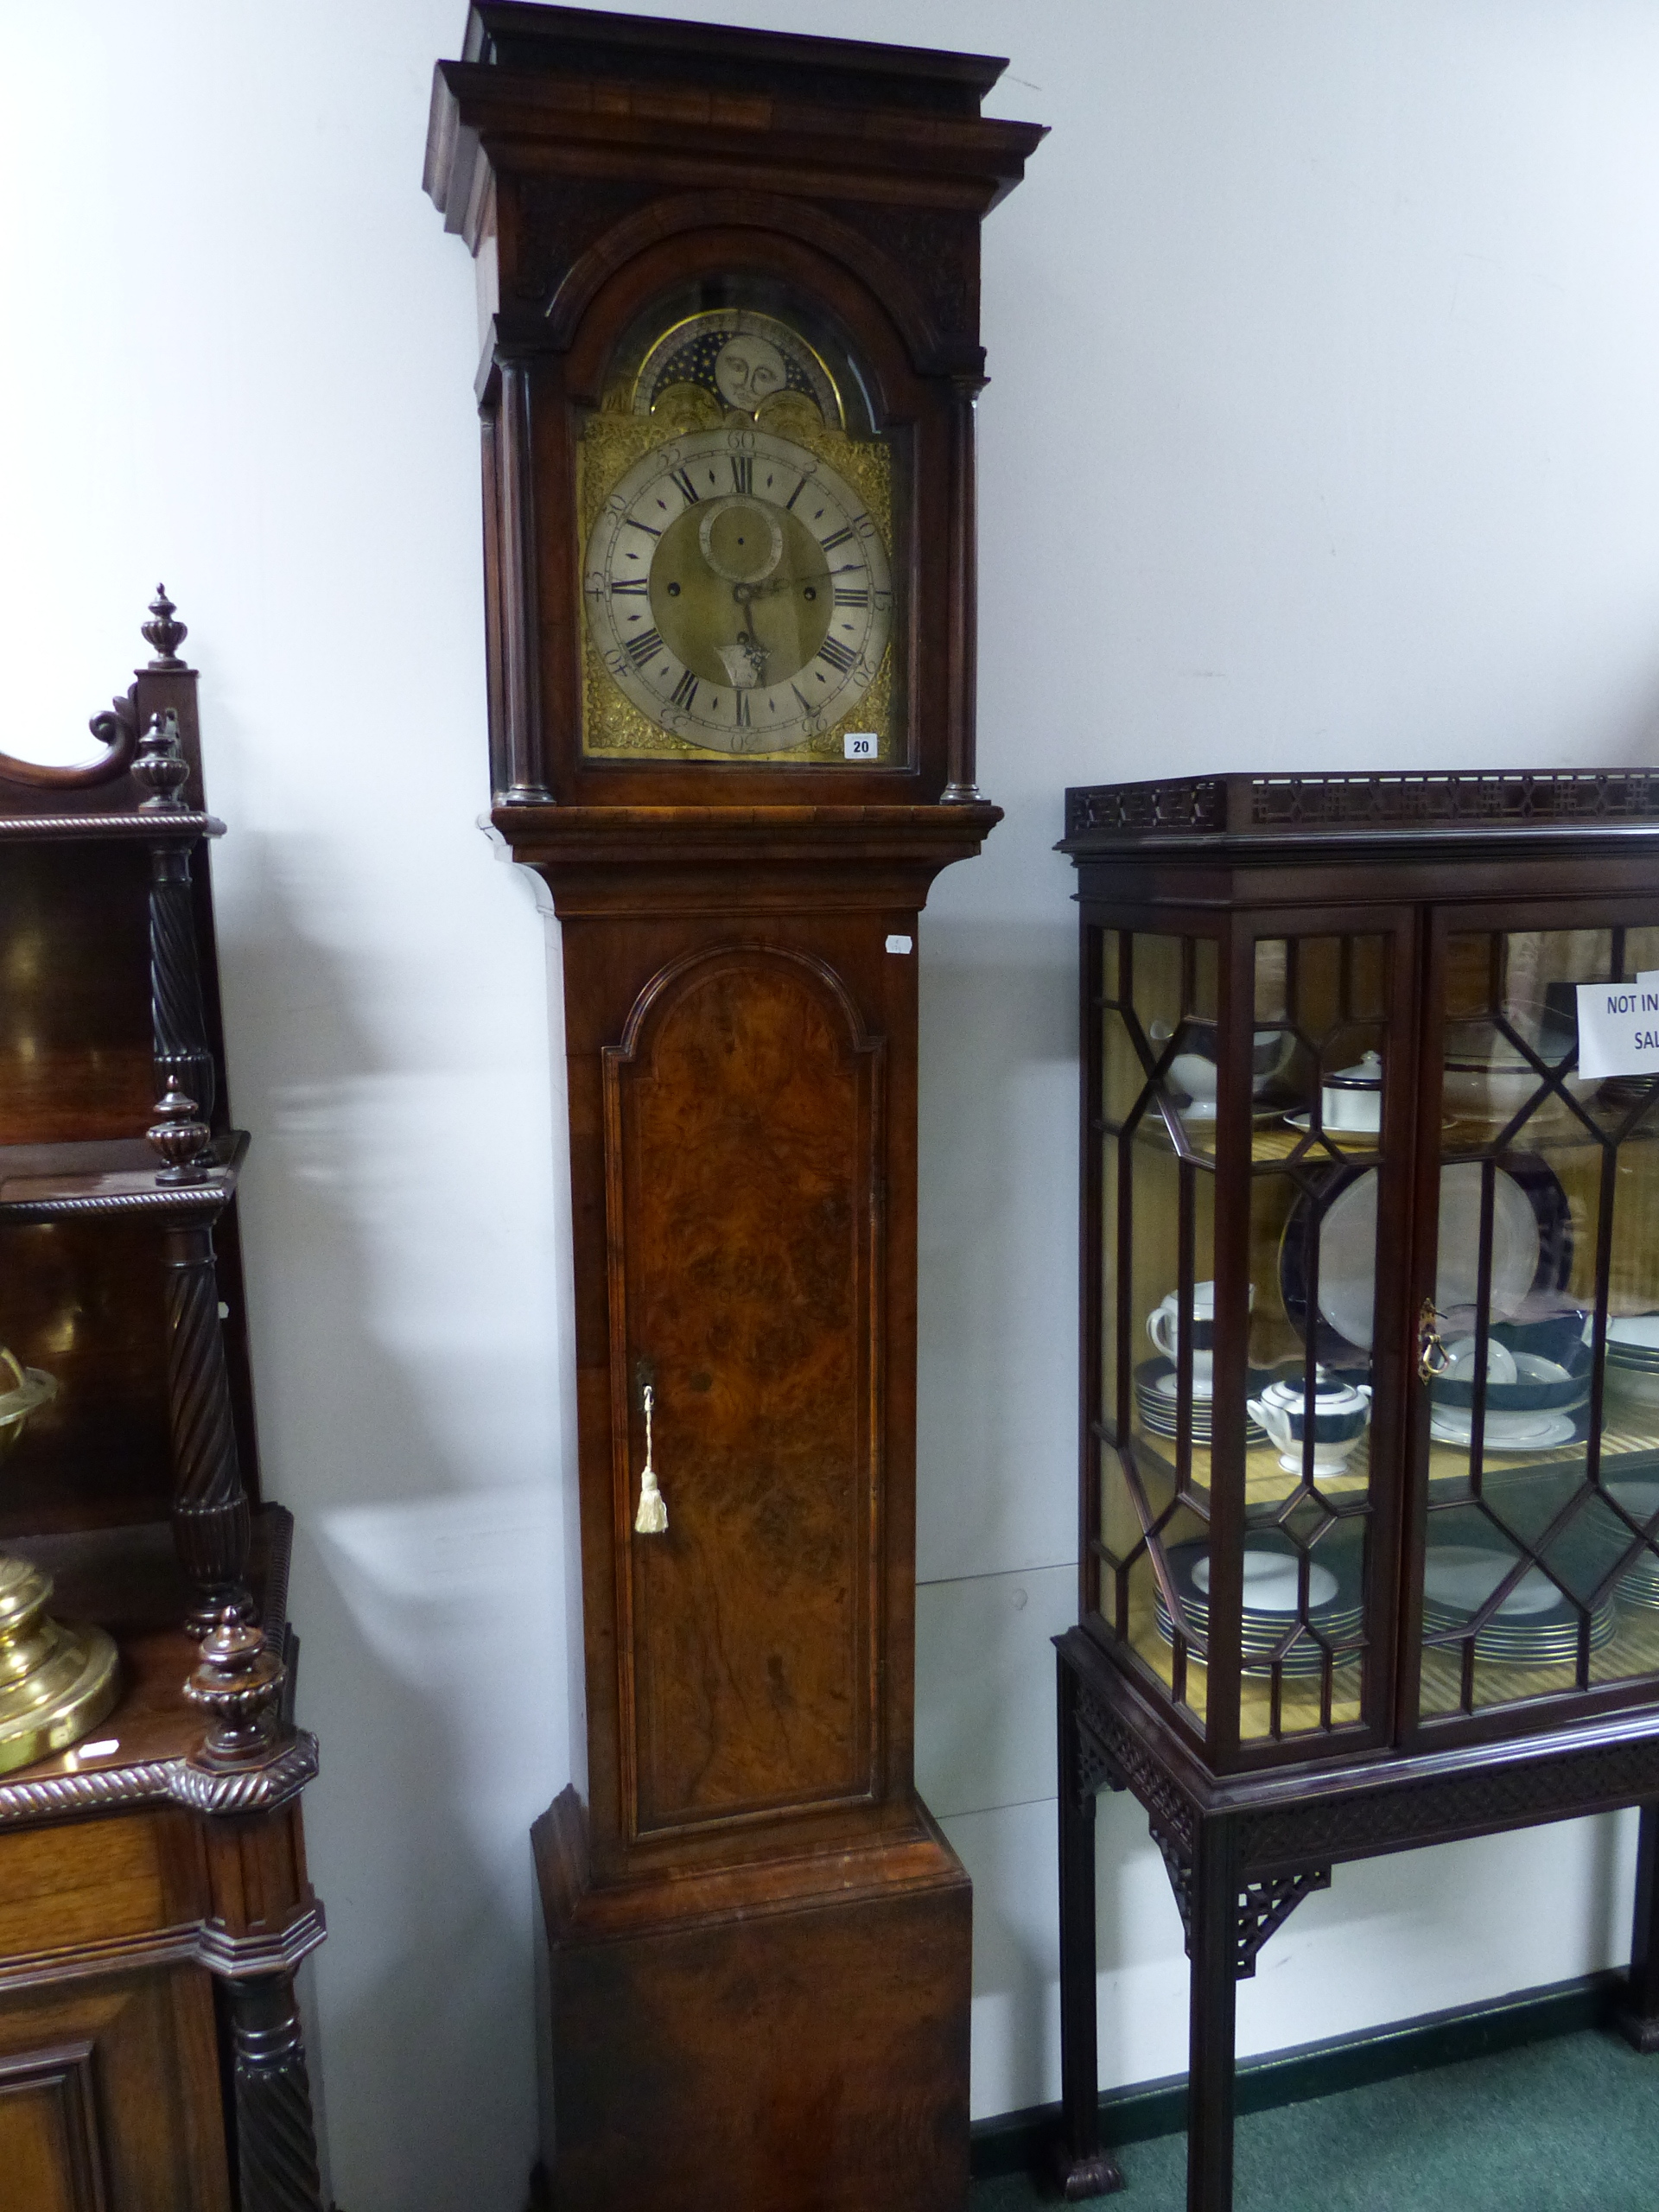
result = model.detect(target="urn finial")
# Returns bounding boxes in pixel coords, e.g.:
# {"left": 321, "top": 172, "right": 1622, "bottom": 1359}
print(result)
{"left": 185, "top": 1606, "right": 286, "bottom": 1770}
{"left": 142, "top": 584, "right": 188, "bottom": 670}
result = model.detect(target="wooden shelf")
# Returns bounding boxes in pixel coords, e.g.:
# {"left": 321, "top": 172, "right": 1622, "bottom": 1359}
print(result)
{"left": 0, "top": 809, "right": 221, "bottom": 844}
{"left": 0, "top": 1503, "right": 295, "bottom": 1815}
{"left": 0, "top": 1131, "right": 245, "bottom": 1219}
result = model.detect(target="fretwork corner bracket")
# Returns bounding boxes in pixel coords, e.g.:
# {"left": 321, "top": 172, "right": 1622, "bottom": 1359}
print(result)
{"left": 1072, "top": 1680, "right": 1197, "bottom": 1846}
{"left": 1149, "top": 1832, "right": 1331, "bottom": 1980}
{"left": 1231, "top": 1868, "right": 1332, "bottom": 1977}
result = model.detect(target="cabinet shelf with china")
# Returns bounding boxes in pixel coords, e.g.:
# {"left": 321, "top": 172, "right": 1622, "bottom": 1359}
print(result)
{"left": 1051, "top": 770, "right": 1659, "bottom": 2212}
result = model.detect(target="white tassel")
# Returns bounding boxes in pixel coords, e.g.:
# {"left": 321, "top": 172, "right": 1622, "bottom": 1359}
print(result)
{"left": 635, "top": 1465, "right": 668, "bottom": 1535}
{"left": 634, "top": 1384, "right": 668, "bottom": 1535}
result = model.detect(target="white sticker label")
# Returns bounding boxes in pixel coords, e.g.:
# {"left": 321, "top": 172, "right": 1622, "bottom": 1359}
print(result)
{"left": 1576, "top": 976, "right": 1659, "bottom": 1078}
{"left": 885, "top": 934, "right": 913, "bottom": 956}
{"left": 844, "top": 732, "right": 877, "bottom": 760}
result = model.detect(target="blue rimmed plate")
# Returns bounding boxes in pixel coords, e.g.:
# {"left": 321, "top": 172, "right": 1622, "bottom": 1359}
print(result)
{"left": 1281, "top": 1155, "right": 1572, "bottom": 1362}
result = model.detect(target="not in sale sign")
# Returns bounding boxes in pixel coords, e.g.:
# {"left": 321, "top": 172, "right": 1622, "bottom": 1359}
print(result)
{"left": 1577, "top": 973, "right": 1659, "bottom": 1080}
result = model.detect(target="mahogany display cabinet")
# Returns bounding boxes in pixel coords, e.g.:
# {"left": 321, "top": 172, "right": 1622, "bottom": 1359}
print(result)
{"left": 0, "top": 597, "right": 327, "bottom": 2212}
{"left": 1053, "top": 770, "right": 1659, "bottom": 2210}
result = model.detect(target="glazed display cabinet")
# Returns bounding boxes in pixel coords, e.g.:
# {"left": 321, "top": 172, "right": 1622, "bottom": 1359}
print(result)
{"left": 1053, "top": 771, "right": 1659, "bottom": 2210}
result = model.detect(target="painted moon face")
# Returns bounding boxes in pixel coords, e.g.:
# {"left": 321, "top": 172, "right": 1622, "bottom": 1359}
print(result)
{"left": 713, "top": 335, "right": 787, "bottom": 414}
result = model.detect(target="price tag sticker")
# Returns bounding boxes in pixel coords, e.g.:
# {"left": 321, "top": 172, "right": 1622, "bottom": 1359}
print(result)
{"left": 843, "top": 732, "right": 877, "bottom": 760}
{"left": 1575, "top": 976, "right": 1659, "bottom": 1078}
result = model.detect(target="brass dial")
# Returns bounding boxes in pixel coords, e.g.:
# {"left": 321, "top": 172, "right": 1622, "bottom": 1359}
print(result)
{"left": 583, "top": 424, "right": 893, "bottom": 755}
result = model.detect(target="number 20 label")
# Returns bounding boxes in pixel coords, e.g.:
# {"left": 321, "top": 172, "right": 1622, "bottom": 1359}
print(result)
{"left": 844, "top": 732, "right": 877, "bottom": 760}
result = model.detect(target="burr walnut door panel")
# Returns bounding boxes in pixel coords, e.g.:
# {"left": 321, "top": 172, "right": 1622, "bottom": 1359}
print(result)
{"left": 0, "top": 1966, "right": 230, "bottom": 2212}
{"left": 605, "top": 945, "right": 885, "bottom": 1839}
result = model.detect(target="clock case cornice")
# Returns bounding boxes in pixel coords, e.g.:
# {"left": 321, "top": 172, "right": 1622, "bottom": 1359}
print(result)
{"left": 487, "top": 798, "right": 1004, "bottom": 912}
{"left": 423, "top": 2, "right": 1045, "bottom": 814}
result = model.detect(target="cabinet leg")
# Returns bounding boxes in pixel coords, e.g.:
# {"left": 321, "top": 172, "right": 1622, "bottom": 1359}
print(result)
{"left": 1051, "top": 1660, "right": 1123, "bottom": 2200}
{"left": 1618, "top": 1802, "right": 1659, "bottom": 2053}
{"left": 1186, "top": 1821, "right": 1239, "bottom": 2212}
{"left": 226, "top": 1972, "right": 326, "bottom": 2212}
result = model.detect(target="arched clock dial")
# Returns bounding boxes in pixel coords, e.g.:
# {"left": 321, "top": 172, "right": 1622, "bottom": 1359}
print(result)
{"left": 583, "top": 424, "right": 893, "bottom": 755}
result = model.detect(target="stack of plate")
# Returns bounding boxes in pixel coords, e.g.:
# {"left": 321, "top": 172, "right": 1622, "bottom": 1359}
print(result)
{"left": 1154, "top": 1535, "right": 1365, "bottom": 1678}
{"left": 1603, "top": 1317, "right": 1659, "bottom": 1413}
{"left": 1575, "top": 1478, "right": 1659, "bottom": 1610}
{"left": 1134, "top": 1357, "right": 1270, "bottom": 1447}
{"left": 1421, "top": 1543, "right": 1616, "bottom": 1664}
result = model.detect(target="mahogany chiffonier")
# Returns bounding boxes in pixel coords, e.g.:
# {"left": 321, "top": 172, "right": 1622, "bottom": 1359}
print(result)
{"left": 0, "top": 596, "right": 327, "bottom": 2212}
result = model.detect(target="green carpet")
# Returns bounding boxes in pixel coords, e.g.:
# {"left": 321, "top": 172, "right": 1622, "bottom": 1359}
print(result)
{"left": 971, "top": 2027, "right": 1659, "bottom": 2210}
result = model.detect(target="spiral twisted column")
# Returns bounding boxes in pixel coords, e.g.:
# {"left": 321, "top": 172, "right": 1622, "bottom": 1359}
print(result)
{"left": 149, "top": 840, "right": 217, "bottom": 1156}
{"left": 165, "top": 1223, "right": 251, "bottom": 1631}
{"left": 226, "top": 1974, "right": 327, "bottom": 2212}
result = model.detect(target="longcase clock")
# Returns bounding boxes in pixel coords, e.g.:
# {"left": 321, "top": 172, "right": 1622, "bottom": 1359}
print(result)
{"left": 424, "top": 10, "right": 1043, "bottom": 2207}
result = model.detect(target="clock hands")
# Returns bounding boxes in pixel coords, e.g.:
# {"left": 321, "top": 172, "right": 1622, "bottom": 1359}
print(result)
{"left": 722, "top": 566, "right": 833, "bottom": 692}
{"left": 731, "top": 568, "right": 830, "bottom": 605}
{"left": 592, "top": 422, "right": 890, "bottom": 753}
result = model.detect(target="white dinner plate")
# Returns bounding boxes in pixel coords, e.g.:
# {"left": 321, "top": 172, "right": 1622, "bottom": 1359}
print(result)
{"left": 1193, "top": 1548, "right": 1339, "bottom": 1613}
{"left": 1428, "top": 1408, "right": 1580, "bottom": 1451}
{"left": 1422, "top": 1547, "right": 1560, "bottom": 1618}
{"left": 1312, "top": 1164, "right": 1543, "bottom": 1353}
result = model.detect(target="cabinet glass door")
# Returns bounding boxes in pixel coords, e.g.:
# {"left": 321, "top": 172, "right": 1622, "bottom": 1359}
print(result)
{"left": 1095, "top": 922, "right": 1405, "bottom": 1751}
{"left": 1235, "top": 931, "right": 1398, "bottom": 1744}
{"left": 1096, "top": 928, "right": 1218, "bottom": 1735}
{"left": 1418, "top": 919, "right": 1659, "bottom": 1720}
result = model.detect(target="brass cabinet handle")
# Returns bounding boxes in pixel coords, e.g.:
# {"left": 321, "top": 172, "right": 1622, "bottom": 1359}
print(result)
{"left": 634, "top": 1382, "right": 668, "bottom": 1535}
{"left": 1418, "top": 1299, "right": 1452, "bottom": 1384}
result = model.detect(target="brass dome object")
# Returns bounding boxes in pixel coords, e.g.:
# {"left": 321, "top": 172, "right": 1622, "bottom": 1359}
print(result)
{"left": 0, "top": 1351, "right": 119, "bottom": 1777}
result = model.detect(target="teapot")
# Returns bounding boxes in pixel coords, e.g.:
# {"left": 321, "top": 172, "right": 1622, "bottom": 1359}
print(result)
{"left": 1247, "top": 1366, "right": 1372, "bottom": 1475}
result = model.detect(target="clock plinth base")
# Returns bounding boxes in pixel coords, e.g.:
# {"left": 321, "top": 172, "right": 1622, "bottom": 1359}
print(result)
{"left": 531, "top": 1789, "right": 973, "bottom": 2212}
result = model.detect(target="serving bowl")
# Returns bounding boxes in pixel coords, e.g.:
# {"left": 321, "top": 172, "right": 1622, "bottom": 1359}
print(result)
{"left": 1430, "top": 1317, "right": 1592, "bottom": 1416}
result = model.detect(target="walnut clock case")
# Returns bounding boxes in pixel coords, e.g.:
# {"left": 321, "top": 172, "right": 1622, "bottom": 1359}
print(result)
{"left": 424, "top": 9, "right": 1042, "bottom": 2209}
{"left": 1055, "top": 772, "right": 1659, "bottom": 2211}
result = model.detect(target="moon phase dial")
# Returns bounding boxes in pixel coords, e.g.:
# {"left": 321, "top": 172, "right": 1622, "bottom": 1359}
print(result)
{"left": 584, "top": 425, "right": 893, "bottom": 756}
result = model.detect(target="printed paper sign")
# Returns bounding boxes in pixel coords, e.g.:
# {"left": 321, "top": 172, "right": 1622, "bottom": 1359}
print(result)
{"left": 1577, "top": 976, "right": 1659, "bottom": 1078}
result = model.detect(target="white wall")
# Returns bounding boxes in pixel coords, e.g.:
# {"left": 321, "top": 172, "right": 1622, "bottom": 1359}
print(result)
{"left": 4, "top": 3, "right": 1659, "bottom": 2201}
